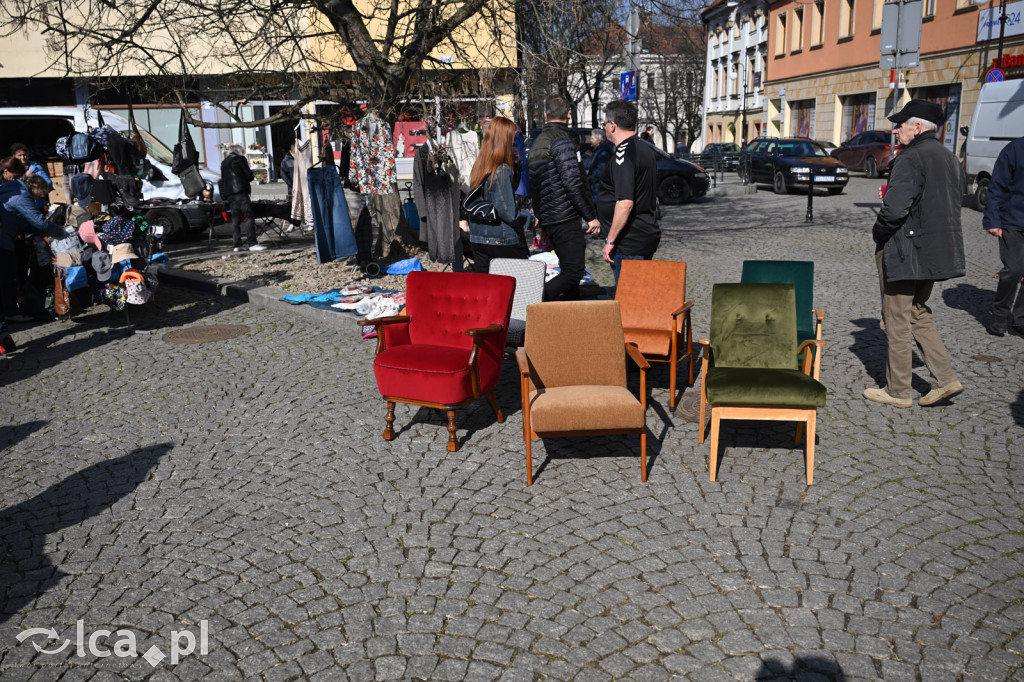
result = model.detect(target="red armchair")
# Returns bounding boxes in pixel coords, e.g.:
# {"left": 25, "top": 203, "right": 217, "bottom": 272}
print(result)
{"left": 359, "top": 271, "right": 516, "bottom": 452}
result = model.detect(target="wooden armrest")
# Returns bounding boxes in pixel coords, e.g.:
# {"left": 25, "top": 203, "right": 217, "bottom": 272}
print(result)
{"left": 797, "top": 339, "right": 826, "bottom": 377}
{"left": 515, "top": 347, "right": 529, "bottom": 376}
{"left": 626, "top": 342, "right": 650, "bottom": 369}
{"left": 813, "top": 308, "right": 825, "bottom": 321}
{"left": 697, "top": 337, "right": 710, "bottom": 348}
{"left": 797, "top": 339, "right": 826, "bottom": 353}
{"left": 356, "top": 314, "right": 409, "bottom": 327}
{"left": 465, "top": 323, "right": 504, "bottom": 337}
{"left": 670, "top": 301, "right": 694, "bottom": 317}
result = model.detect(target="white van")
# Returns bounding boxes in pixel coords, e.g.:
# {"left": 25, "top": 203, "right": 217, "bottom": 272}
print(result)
{"left": 961, "top": 80, "right": 1024, "bottom": 212}
{"left": 0, "top": 106, "right": 221, "bottom": 237}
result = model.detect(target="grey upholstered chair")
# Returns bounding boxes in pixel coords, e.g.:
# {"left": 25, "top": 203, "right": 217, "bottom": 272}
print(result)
{"left": 488, "top": 258, "right": 547, "bottom": 347}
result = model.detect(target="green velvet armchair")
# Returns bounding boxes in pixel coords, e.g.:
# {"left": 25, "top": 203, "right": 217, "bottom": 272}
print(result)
{"left": 698, "top": 283, "right": 827, "bottom": 484}
{"left": 740, "top": 260, "right": 824, "bottom": 347}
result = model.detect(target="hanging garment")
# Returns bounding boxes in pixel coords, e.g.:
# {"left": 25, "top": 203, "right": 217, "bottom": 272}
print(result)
{"left": 354, "top": 205, "right": 373, "bottom": 263}
{"left": 290, "top": 139, "right": 315, "bottom": 227}
{"left": 447, "top": 129, "right": 480, "bottom": 192}
{"left": 308, "top": 166, "right": 358, "bottom": 265}
{"left": 348, "top": 113, "right": 396, "bottom": 196}
{"left": 369, "top": 192, "right": 401, "bottom": 259}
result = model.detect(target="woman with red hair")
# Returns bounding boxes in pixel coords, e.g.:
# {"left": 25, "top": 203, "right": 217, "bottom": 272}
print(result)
{"left": 466, "top": 117, "right": 536, "bottom": 273}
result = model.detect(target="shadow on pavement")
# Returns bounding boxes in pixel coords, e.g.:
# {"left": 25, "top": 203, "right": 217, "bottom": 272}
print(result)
{"left": 1013, "top": 389, "right": 1024, "bottom": 428}
{"left": 0, "top": 290, "right": 243, "bottom": 390}
{"left": 0, "top": 442, "right": 171, "bottom": 625}
{"left": 756, "top": 655, "right": 847, "bottom": 680}
{"left": 942, "top": 282, "right": 993, "bottom": 330}
{"left": 849, "top": 317, "right": 887, "bottom": 386}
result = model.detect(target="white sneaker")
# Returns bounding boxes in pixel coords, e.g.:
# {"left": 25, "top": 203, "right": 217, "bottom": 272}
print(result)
{"left": 285, "top": 224, "right": 295, "bottom": 233}
{"left": 249, "top": 244, "right": 267, "bottom": 252}
{"left": 232, "top": 247, "right": 243, "bottom": 252}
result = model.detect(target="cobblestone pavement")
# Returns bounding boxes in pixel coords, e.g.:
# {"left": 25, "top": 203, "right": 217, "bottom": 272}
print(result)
{"left": 2, "top": 177, "right": 1022, "bottom": 680}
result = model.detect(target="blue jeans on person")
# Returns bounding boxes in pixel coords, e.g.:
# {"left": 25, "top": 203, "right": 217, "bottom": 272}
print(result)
{"left": 611, "top": 252, "right": 651, "bottom": 284}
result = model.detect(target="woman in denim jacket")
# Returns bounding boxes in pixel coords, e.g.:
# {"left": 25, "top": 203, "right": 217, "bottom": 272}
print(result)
{"left": 467, "top": 117, "right": 536, "bottom": 273}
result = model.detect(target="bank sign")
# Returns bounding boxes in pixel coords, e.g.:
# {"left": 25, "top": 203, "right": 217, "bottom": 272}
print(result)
{"left": 978, "top": 0, "right": 1023, "bottom": 43}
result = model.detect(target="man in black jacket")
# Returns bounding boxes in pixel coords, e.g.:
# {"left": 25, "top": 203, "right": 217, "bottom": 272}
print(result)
{"left": 865, "top": 100, "right": 964, "bottom": 408}
{"left": 528, "top": 96, "right": 600, "bottom": 300}
{"left": 982, "top": 136, "right": 1024, "bottom": 337}
{"left": 220, "top": 146, "right": 264, "bottom": 252}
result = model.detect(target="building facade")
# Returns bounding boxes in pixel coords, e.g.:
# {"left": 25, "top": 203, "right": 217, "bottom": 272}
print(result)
{"left": 763, "top": 0, "right": 1024, "bottom": 152}
{"left": 702, "top": 0, "right": 771, "bottom": 151}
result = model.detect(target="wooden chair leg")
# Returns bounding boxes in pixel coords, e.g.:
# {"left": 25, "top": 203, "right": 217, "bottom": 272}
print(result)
{"left": 525, "top": 433, "right": 533, "bottom": 486}
{"left": 383, "top": 401, "right": 396, "bottom": 441}
{"left": 669, "top": 352, "right": 678, "bottom": 410}
{"left": 698, "top": 394, "right": 707, "bottom": 444}
{"left": 805, "top": 411, "right": 816, "bottom": 485}
{"left": 640, "top": 428, "right": 648, "bottom": 482}
{"left": 486, "top": 391, "right": 504, "bottom": 423}
{"left": 446, "top": 410, "right": 460, "bottom": 452}
{"left": 709, "top": 410, "right": 721, "bottom": 481}
{"left": 795, "top": 421, "right": 804, "bottom": 446}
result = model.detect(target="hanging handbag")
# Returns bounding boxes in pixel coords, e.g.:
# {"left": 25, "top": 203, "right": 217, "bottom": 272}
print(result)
{"left": 127, "top": 98, "right": 147, "bottom": 159}
{"left": 172, "top": 110, "right": 200, "bottom": 175}
{"left": 462, "top": 180, "right": 501, "bottom": 225}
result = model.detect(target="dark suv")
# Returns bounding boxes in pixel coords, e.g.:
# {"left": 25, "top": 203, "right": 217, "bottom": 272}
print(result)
{"left": 740, "top": 138, "right": 849, "bottom": 195}
{"left": 830, "top": 130, "right": 903, "bottom": 178}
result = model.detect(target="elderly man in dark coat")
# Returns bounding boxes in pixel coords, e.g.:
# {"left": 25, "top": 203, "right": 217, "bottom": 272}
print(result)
{"left": 864, "top": 99, "right": 965, "bottom": 408}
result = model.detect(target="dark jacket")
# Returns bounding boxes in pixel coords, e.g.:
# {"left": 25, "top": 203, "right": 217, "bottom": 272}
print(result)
{"left": 983, "top": 136, "right": 1024, "bottom": 232}
{"left": 0, "top": 179, "right": 61, "bottom": 251}
{"left": 280, "top": 151, "right": 295, "bottom": 193}
{"left": 219, "top": 153, "right": 255, "bottom": 197}
{"left": 468, "top": 164, "right": 534, "bottom": 246}
{"left": 527, "top": 123, "right": 596, "bottom": 225}
{"left": 586, "top": 141, "right": 613, "bottom": 203}
{"left": 872, "top": 131, "right": 965, "bottom": 282}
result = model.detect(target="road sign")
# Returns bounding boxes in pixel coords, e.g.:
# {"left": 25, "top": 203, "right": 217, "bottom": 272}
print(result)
{"left": 880, "top": 0, "right": 923, "bottom": 70}
{"left": 620, "top": 71, "right": 637, "bottom": 101}
{"left": 986, "top": 68, "right": 1005, "bottom": 82}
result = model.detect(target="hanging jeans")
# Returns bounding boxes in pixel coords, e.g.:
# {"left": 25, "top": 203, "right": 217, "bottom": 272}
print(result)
{"left": 369, "top": 192, "right": 401, "bottom": 259}
{"left": 307, "top": 167, "right": 358, "bottom": 265}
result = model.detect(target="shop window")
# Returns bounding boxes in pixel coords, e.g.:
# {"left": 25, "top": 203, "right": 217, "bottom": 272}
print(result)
{"left": 793, "top": 7, "right": 804, "bottom": 51}
{"left": 811, "top": 0, "right": 825, "bottom": 46}
{"left": 790, "top": 99, "right": 816, "bottom": 138}
{"left": 841, "top": 92, "right": 875, "bottom": 141}
{"left": 775, "top": 12, "right": 788, "bottom": 55}
{"left": 839, "top": 0, "right": 855, "bottom": 37}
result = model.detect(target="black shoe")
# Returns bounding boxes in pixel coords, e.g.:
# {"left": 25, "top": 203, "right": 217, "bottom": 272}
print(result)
{"left": 987, "top": 323, "right": 1007, "bottom": 337}
{"left": 1010, "top": 325, "right": 1024, "bottom": 338}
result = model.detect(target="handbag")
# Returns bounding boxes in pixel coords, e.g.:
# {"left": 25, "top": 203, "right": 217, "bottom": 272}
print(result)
{"left": 178, "top": 164, "right": 205, "bottom": 198}
{"left": 462, "top": 180, "right": 501, "bottom": 225}
{"left": 172, "top": 110, "right": 200, "bottom": 175}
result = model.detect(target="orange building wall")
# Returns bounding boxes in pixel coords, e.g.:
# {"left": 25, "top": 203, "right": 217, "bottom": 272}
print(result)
{"left": 768, "top": 0, "right": 983, "bottom": 81}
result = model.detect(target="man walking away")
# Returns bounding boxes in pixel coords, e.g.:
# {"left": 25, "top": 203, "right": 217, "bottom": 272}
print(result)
{"left": 527, "top": 96, "right": 601, "bottom": 300}
{"left": 597, "top": 100, "right": 660, "bottom": 283}
{"left": 220, "top": 145, "right": 265, "bottom": 252}
{"left": 982, "top": 135, "right": 1024, "bottom": 337}
{"left": 864, "top": 99, "right": 964, "bottom": 408}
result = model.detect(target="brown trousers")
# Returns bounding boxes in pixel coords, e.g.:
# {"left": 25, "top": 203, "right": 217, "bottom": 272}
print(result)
{"left": 876, "top": 248, "right": 958, "bottom": 399}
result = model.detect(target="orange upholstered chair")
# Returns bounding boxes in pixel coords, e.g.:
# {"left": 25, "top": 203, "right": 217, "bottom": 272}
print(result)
{"left": 615, "top": 259, "right": 694, "bottom": 410}
{"left": 516, "top": 300, "right": 650, "bottom": 485}
{"left": 359, "top": 271, "right": 516, "bottom": 452}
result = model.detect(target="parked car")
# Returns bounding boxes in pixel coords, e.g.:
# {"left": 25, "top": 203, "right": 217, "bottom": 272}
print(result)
{"left": 680, "top": 142, "right": 740, "bottom": 172}
{"left": 961, "top": 80, "right": 1024, "bottom": 211}
{"left": 739, "top": 137, "right": 849, "bottom": 195}
{"left": 830, "top": 130, "right": 902, "bottom": 178}
{"left": 645, "top": 140, "right": 710, "bottom": 204}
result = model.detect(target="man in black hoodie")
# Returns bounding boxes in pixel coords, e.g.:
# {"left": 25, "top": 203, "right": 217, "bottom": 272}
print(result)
{"left": 220, "top": 145, "right": 264, "bottom": 252}
{"left": 528, "top": 96, "right": 601, "bottom": 300}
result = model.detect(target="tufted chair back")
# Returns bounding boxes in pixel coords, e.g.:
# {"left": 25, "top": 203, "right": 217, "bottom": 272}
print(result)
{"left": 710, "top": 283, "right": 797, "bottom": 370}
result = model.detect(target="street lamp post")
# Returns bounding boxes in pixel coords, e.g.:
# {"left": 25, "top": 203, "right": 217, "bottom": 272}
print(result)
{"left": 729, "top": 62, "right": 747, "bottom": 146}
{"left": 973, "top": 0, "right": 1009, "bottom": 67}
